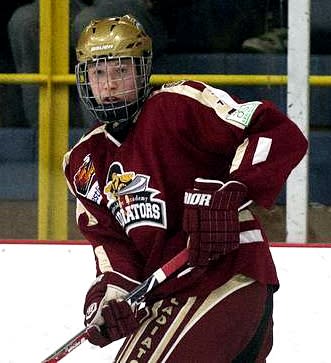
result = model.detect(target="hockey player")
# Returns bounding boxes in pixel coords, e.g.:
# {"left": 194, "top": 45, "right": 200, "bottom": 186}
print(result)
{"left": 63, "top": 15, "right": 308, "bottom": 362}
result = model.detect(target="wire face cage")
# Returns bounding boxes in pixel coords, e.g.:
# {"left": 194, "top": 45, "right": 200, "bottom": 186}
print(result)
{"left": 75, "top": 55, "right": 152, "bottom": 124}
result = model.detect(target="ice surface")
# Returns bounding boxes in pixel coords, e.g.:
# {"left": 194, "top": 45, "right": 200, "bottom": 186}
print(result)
{"left": 0, "top": 244, "right": 330, "bottom": 363}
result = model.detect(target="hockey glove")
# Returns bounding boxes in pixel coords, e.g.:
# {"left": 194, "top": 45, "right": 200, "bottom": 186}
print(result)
{"left": 183, "top": 178, "right": 247, "bottom": 266}
{"left": 83, "top": 272, "right": 140, "bottom": 347}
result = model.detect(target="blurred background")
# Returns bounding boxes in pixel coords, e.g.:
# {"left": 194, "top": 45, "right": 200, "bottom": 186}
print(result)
{"left": 0, "top": 0, "right": 330, "bottom": 242}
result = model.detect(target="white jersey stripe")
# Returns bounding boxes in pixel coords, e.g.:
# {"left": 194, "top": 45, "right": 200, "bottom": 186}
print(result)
{"left": 230, "top": 138, "right": 249, "bottom": 173}
{"left": 253, "top": 137, "right": 272, "bottom": 165}
{"left": 240, "top": 229, "right": 264, "bottom": 244}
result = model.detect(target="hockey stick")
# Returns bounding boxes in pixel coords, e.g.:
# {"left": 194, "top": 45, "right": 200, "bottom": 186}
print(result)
{"left": 41, "top": 248, "right": 189, "bottom": 363}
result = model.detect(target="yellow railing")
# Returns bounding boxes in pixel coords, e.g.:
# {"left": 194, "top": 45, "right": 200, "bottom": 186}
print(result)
{"left": 1, "top": 0, "right": 330, "bottom": 240}
{"left": 1, "top": 73, "right": 331, "bottom": 86}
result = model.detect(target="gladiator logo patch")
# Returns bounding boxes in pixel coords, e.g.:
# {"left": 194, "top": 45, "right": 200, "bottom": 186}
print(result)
{"left": 226, "top": 101, "right": 261, "bottom": 127}
{"left": 73, "top": 154, "right": 102, "bottom": 204}
{"left": 104, "top": 162, "right": 167, "bottom": 233}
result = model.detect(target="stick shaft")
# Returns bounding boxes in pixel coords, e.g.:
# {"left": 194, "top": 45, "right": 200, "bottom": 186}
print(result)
{"left": 41, "top": 329, "right": 88, "bottom": 363}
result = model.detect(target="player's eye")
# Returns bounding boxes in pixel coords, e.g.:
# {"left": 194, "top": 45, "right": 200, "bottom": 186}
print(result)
{"left": 115, "top": 65, "right": 128, "bottom": 75}
{"left": 96, "top": 68, "right": 106, "bottom": 75}
{"left": 89, "top": 67, "right": 104, "bottom": 78}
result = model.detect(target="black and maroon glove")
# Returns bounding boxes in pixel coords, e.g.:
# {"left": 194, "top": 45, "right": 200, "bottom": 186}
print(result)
{"left": 84, "top": 272, "right": 140, "bottom": 347}
{"left": 183, "top": 178, "right": 247, "bottom": 266}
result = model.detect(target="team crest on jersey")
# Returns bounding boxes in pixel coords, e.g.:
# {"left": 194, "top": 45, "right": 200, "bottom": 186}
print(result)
{"left": 73, "top": 154, "right": 102, "bottom": 204}
{"left": 104, "top": 162, "right": 166, "bottom": 233}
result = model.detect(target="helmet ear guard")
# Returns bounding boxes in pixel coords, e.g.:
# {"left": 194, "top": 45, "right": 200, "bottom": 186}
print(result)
{"left": 75, "top": 15, "right": 152, "bottom": 127}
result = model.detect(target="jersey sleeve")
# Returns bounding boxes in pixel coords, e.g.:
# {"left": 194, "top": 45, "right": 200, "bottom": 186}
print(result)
{"left": 228, "top": 100, "right": 308, "bottom": 208}
{"left": 153, "top": 81, "right": 308, "bottom": 208}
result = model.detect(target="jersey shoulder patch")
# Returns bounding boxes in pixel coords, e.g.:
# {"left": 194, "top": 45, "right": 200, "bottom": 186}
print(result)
{"left": 225, "top": 101, "right": 262, "bottom": 127}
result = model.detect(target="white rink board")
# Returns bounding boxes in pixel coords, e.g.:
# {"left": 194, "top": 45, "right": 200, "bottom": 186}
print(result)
{"left": 0, "top": 244, "right": 330, "bottom": 363}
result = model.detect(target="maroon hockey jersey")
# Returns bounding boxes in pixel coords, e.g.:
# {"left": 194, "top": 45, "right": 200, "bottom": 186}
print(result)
{"left": 63, "top": 80, "right": 308, "bottom": 300}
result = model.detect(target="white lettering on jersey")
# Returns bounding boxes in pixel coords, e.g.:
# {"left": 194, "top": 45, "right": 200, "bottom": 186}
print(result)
{"left": 184, "top": 192, "right": 212, "bottom": 206}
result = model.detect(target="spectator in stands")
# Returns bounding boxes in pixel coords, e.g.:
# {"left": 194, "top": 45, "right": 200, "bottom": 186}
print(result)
{"left": 242, "top": 0, "right": 288, "bottom": 53}
{"left": 0, "top": 1, "right": 31, "bottom": 127}
{"left": 73, "top": 0, "right": 267, "bottom": 55}
{"left": 7, "top": 0, "right": 91, "bottom": 127}
{"left": 242, "top": 0, "right": 331, "bottom": 54}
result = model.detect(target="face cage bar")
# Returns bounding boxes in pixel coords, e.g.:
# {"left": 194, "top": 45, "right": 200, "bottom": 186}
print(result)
{"left": 75, "top": 55, "right": 152, "bottom": 122}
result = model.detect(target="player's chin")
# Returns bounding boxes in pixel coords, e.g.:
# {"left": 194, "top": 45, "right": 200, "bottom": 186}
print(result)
{"left": 102, "top": 98, "right": 127, "bottom": 105}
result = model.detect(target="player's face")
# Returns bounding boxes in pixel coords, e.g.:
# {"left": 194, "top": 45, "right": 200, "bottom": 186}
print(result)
{"left": 88, "top": 58, "right": 138, "bottom": 105}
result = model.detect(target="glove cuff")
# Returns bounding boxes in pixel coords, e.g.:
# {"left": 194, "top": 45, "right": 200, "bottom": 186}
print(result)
{"left": 210, "top": 181, "right": 247, "bottom": 209}
{"left": 185, "top": 179, "right": 247, "bottom": 210}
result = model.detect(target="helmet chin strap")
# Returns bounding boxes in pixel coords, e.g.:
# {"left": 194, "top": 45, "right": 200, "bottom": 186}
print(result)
{"left": 105, "top": 114, "right": 136, "bottom": 142}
